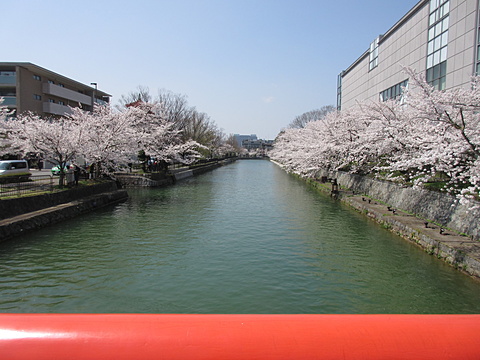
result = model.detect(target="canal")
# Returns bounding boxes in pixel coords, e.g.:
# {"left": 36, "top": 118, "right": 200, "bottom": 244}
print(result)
{"left": 0, "top": 160, "right": 479, "bottom": 314}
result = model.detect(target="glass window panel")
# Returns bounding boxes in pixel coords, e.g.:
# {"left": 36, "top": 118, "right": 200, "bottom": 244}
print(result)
{"left": 427, "top": 68, "right": 433, "bottom": 82}
{"left": 435, "top": 22, "right": 442, "bottom": 36}
{"left": 427, "top": 54, "right": 434, "bottom": 68}
{"left": 433, "top": 64, "right": 440, "bottom": 79}
{"left": 439, "top": 76, "right": 446, "bottom": 90}
{"left": 434, "top": 36, "right": 441, "bottom": 51}
{"left": 476, "top": 62, "right": 480, "bottom": 75}
{"left": 433, "top": 51, "right": 441, "bottom": 66}
{"left": 429, "top": 27, "right": 435, "bottom": 40}
{"left": 440, "top": 47, "right": 448, "bottom": 62}
{"left": 440, "top": 61, "right": 447, "bottom": 76}
{"left": 430, "top": 13, "right": 436, "bottom": 26}
{"left": 433, "top": 79, "right": 440, "bottom": 89}
{"left": 442, "top": 16, "right": 449, "bottom": 31}
{"left": 477, "top": 45, "right": 480, "bottom": 61}
{"left": 443, "top": 1, "right": 449, "bottom": 14}
{"left": 428, "top": 40, "right": 434, "bottom": 54}
{"left": 441, "top": 31, "right": 448, "bottom": 47}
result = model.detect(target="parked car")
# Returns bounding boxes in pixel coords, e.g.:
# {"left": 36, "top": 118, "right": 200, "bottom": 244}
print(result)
{"left": 51, "top": 165, "right": 70, "bottom": 176}
{"left": 0, "top": 160, "right": 31, "bottom": 183}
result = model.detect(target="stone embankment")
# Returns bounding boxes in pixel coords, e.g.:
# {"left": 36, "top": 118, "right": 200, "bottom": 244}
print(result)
{"left": 0, "top": 181, "right": 128, "bottom": 242}
{"left": 306, "top": 171, "right": 480, "bottom": 279}
{"left": 115, "top": 172, "right": 174, "bottom": 187}
{"left": 116, "top": 159, "right": 235, "bottom": 187}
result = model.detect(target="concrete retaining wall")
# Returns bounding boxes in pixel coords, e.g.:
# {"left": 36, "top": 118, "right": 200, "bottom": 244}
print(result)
{"left": 117, "top": 161, "right": 231, "bottom": 186}
{"left": 116, "top": 173, "right": 174, "bottom": 187}
{"left": 172, "top": 161, "right": 232, "bottom": 181}
{"left": 0, "top": 181, "right": 120, "bottom": 220}
{"left": 318, "top": 171, "right": 480, "bottom": 240}
{"left": 0, "top": 189, "right": 128, "bottom": 242}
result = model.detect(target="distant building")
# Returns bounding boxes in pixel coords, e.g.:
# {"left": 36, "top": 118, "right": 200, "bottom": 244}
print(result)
{"left": 337, "top": 0, "right": 478, "bottom": 110}
{"left": 0, "top": 62, "right": 111, "bottom": 117}
{"left": 241, "top": 139, "right": 274, "bottom": 151}
{"left": 233, "top": 134, "right": 257, "bottom": 148}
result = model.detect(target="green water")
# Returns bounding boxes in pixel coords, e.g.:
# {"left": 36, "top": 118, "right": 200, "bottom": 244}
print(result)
{"left": 0, "top": 160, "right": 479, "bottom": 313}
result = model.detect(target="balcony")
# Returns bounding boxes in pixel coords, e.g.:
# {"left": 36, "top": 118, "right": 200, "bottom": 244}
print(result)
{"left": 43, "top": 102, "right": 73, "bottom": 116}
{"left": 0, "top": 96, "right": 16, "bottom": 106}
{"left": 43, "top": 83, "right": 92, "bottom": 106}
{"left": 95, "top": 98, "right": 108, "bottom": 106}
{"left": 0, "top": 73, "right": 16, "bottom": 85}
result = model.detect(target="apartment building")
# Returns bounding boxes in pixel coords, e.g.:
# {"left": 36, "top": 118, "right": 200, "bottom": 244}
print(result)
{"left": 337, "top": 0, "right": 479, "bottom": 110}
{"left": 0, "top": 62, "right": 110, "bottom": 117}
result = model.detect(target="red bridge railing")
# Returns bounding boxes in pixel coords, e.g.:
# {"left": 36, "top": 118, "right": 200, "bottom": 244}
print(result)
{"left": 0, "top": 314, "right": 479, "bottom": 359}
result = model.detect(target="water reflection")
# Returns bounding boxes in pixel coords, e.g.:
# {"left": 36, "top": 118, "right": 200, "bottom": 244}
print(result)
{"left": 0, "top": 160, "right": 479, "bottom": 313}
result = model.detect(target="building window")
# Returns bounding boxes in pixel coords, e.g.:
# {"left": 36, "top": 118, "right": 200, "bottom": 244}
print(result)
{"left": 58, "top": 83, "right": 64, "bottom": 87}
{"left": 33, "top": 75, "right": 41, "bottom": 81}
{"left": 427, "top": 0, "right": 449, "bottom": 89}
{"left": 33, "top": 94, "right": 42, "bottom": 100}
{"left": 48, "top": 80, "right": 55, "bottom": 84}
{"left": 369, "top": 37, "right": 380, "bottom": 71}
{"left": 426, "top": 61, "right": 447, "bottom": 90}
{"left": 49, "top": 99, "right": 55, "bottom": 103}
{"left": 58, "top": 101, "right": 65, "bottom": 106}
{"left": 337, "top": 73, "right": 343, "bottom": 110}
{"left": 380, "top": 80, "right": 408, "bottom": 102}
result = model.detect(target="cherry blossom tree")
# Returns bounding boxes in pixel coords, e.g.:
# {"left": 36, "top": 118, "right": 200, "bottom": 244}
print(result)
{"left": 383, "top": 68, "right": 480, "bottom": 204}
{"left": 272, "top": 67, "right": 480, "bottom": 205}
{"left": 67, "top": 105, "right": 138, "bottom": 177}
{"left": 0, "top": 111, "right": 84, "bottom": 185}
{"left": 0, "top": 98, "right": 13, "bottom": 154}
{"left": 0, "top": 98, "right": 11, "bottom": 120}
{"left": 125, "top": 101, "right": 201, "bottom": 166}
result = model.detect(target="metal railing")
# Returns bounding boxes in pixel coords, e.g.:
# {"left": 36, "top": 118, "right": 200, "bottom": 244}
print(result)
{"left": 0, "top": 175, "right": 56, "bottom": 198}
{"left": 0, "top": 314, "right": 479, "bottom": 359}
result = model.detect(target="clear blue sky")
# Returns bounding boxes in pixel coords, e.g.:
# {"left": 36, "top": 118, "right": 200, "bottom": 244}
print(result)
{"left": 6, "top": 0, "right": 419, "bottom": 139}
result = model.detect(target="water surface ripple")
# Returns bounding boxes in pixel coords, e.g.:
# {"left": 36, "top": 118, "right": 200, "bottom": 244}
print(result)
{"left": 1, "top": 160, "right": 479, "bottom": 313}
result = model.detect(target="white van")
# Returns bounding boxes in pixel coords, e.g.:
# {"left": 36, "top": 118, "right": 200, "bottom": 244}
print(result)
{"left": 0, "top": 160, "right": 31, "bottom": 180}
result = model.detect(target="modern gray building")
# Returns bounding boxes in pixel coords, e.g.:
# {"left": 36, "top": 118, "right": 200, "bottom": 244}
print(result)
{"left": 233, "top": 134, "right": 258, "bottom": 148}
{"left": 0, "top": 62, "right": 110, "bottom": 117}
{"left": 337, "top": 0, "right": 478, "bottom": 110}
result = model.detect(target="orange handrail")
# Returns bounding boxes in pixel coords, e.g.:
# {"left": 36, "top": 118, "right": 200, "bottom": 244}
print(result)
{"left": 0, "top": 314, "right": 479, "bottom": 359}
